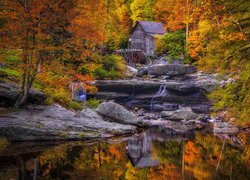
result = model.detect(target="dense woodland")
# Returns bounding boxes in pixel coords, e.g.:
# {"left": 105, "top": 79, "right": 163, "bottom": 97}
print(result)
{"left": 0, "top": 0, "right": 249, "bottom": 126}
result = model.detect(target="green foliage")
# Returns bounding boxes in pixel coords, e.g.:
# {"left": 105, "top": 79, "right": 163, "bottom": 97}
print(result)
{"left": 85, "top": 98, "right": 100, "bottom": 109}
{"left": 153, "top": 141, "right": 184, "bottom": 166}
{"left": 155, "top": 30, "right": 191, "bottom": 63}
{"left": 68, "top": 101, "right": 83, "bottom": 111}
{"left": 209, "top": 65, "right": 250, "bottom": 126}
{"left": 93, "top": 55, "right": 126, "bottom": 80}
{"left": 130, "top": 0, "right": 155, "bottom": 24}
{"left": 196, "top": 0, "right": 250, "bottom": 126}
{"left": 0, "top": 50, "right": 20, "bottom": 65}
{"left": 0, "top": 68, "right": 21, "bottom": 78}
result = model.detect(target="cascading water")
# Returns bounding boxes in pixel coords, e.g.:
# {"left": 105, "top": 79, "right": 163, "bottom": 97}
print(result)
{"left": 150, "top": 84, "right": 167, "bottom": 112}
{"left": 124, "top": 83, "right": 135, "bottom": 106}
{"left": 157, "top": 84, "right": 167, "bottom": 96}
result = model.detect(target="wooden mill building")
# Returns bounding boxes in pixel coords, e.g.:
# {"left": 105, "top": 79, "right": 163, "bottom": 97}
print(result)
{"left": 130, "top": 21, "right": 165, "bottom": 56}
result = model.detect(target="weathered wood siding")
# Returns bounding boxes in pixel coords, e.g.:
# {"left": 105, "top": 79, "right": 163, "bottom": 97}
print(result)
{"left": 131, "top": 24, "right": 155, "bottom": 56}
{"left": 145, "top": 35, "right": 154, "bottom": 56}
{"left": 131, "top": 24, "right": 146, "bottom": 53}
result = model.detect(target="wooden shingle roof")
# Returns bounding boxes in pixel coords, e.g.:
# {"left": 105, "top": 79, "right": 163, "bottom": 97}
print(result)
{"left": 136, "top": 21, "right": 165, "bottom": 35}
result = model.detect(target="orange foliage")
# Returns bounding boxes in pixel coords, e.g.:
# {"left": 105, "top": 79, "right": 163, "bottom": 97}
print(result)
{"left": 184, "top": 141, "right": 201, "bottom": 165}
{"left": 148, "top": 164, "right": 182, "bottom": 180}
{"left": 109, "top": 145, "right": 122, "bottom": 160}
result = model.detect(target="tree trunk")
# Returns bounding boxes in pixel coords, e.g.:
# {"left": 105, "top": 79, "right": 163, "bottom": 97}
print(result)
{"left": 186, "top": 0, "right": 189, "bottom": 47}
{"left": 15, "top": 28, "right": 38, "bottom": 107}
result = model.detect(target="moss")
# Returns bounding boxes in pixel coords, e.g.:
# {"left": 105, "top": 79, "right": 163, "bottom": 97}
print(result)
{"left": 59, "top": 132, "right": 69, "bottom": 137}
{"left": 78, "top": 133, "right": 86, "bottom": 139}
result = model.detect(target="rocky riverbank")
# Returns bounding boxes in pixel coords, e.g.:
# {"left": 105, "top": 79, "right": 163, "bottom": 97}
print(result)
{"left": 0, "top": 104, "right": 138, "bottom": 141}
{"left": 0, "top": 63, "right": 241, "bottom": 141}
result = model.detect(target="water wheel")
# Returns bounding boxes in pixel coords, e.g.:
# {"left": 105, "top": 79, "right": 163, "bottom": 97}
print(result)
{"left": 127, "top": 52, "right": 140, "bottom": 67}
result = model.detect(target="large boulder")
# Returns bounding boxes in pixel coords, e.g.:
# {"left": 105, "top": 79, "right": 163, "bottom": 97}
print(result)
{"left": 160, "top": 107, "right": 204, "bottom": 121}
{"left": 136, "top": 67, "right": 148, "bottom": 77}
{"left": 0, "top": 82, "right": 46, "bottom": 106}
{"left": 148, "top": 64, "right": 196, "bottom": 76}
{"left": 96, "top": 101, "right": 143, "bottom": 126}
{"left": 0, "top": 104, "right": 137, "bottom": 141}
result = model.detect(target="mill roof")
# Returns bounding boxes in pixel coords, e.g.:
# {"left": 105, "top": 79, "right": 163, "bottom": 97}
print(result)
{"left": 134, "top": 21, "right": 165, "bottom": 35}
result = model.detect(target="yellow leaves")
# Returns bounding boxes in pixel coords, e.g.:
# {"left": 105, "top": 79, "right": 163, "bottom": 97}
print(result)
{"left": 125, "top": 161, "right": 138, "bottom": 180}
{"left": 238, "top": 132, "right": 250, "bottom": 165}
{"left": 130, "top": 0, "right": 148, "bottom": 24}
{"left": 219, "top": 31, "right": 245, "bottom": 41}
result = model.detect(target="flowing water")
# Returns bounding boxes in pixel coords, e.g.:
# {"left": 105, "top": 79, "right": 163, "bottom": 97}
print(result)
{"left": 150, "top": 84, "right": 167, "bottom": 112}
{"left": 0, "top": 128, "right": 249, "bottom": 180}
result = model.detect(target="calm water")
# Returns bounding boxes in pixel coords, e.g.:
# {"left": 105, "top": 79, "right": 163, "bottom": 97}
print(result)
{"left": 0, "top": 127, "right": 249, "bottom": 180}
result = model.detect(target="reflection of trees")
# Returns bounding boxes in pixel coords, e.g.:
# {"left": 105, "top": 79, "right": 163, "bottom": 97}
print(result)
{"left": 38, "top": 142, "right": 129, "bottom": 179}
{"left": 0, "top": 132, "right": 249, "bottom": 179}
{"left": 184, "top": 132, "right": 250, "bottom": 180}
{"left": 152, "top": 141, "right": 184, "bottom": 166}
{"left": 0, "top": 138, "right": 8, "bottom": 153}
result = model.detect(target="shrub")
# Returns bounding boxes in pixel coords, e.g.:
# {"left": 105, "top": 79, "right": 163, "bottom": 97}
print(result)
{"left": 85, "top": 98, "right": 100, "bottom": 109}
{"left": 0, "top": 68, "right": 21, "bottom": 78}
{"left": 93, "top": 67, "right": 108, "bottom": 80}
{"left": 93, "top": 55, "right": 126, "bottom": 80}
{"left": 209, "top": 65, "right": 250, "bottom": 126}
{"left": 155, "top": 30, "right": 192, "bottom": 63}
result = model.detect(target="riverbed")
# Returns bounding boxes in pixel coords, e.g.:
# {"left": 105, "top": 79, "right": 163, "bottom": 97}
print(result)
{"left": 0, "top": 127, "right": 249, "bottom": 180}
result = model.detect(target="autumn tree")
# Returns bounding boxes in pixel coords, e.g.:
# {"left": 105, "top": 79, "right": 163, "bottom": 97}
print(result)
{"left": 0, "top": 0, "right": 78, "bottom": 106}
{"left": 130, "top": 0, "right": 155, "bottom": 25}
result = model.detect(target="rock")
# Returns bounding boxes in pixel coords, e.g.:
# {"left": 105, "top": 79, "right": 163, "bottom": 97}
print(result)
{"left": 92, "top": 71, "right": 222, "bottom": 114}
{"left": 136, "top": 67, "right": 148, "bottom": 77}
{"left": 0, "top": 104, "right": 137, "bottom": 141}
{"left": 136, "top": 108, "right": 145, "bottom": 116}
{"left": 125, "top": 65, "right": 138, "bottom": 78}
{"left": 162, "top": 75, "right": 170, "bottom": 80}
{"left": 143, "top": 120, "right": 205, "bottom": 133}
{"left": 0, "top": 62, "right": 6, "bottom": 68}
{"left": 227, "top": 78, "right": 235, "bottom": 84}
{"left": 92, "top": 78, "right": 216, "bottom": 113}
{"left": 153, "top": 57, "right": 168, "bottom": 65}
{"left": 187, "top": 71, "right": 222, "bottom": 92}
{"left": 148, "top": 64, "right": 196, "bottom": 76}
{"left": 213, "top": 122, "right": 239, "bottom": 135}
{"left": 160, "top": 107, "right": 204, "bottom": 121}
{"left": 149, "top": 75, "right": 158, "bottom": 78}
{"left": 0, "top": 82, "right": 46, "bottom": 106}
{"left": 96, "top": 101, "right": 143, "bottom": 126}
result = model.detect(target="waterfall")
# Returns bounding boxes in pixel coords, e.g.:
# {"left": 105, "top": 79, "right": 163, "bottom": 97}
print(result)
{"left": 151, "top": 84, "right": 167, "bottom": 112}
{"left": 157, "top": 84, "right": 167, "bottom": 96}
{"left": 123, "top": 83, "right": 135, "bottom": 105}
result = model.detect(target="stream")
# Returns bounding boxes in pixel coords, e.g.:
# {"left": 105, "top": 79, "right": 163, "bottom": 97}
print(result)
{"left": 0, "top": 127, "right": 249, "bottom": 179}
{"left": 0, "top": 64, "right": 249, "bottom": 179}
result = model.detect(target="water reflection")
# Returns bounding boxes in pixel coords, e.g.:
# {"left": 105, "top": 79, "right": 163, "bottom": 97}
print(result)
{"left": 0, "top": 129, "right": 249, "bottom": 180}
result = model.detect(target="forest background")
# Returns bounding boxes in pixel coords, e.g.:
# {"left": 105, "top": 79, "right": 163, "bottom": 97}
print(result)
{"left": 0, "top": 0, "right": 249, "bottom": 126}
